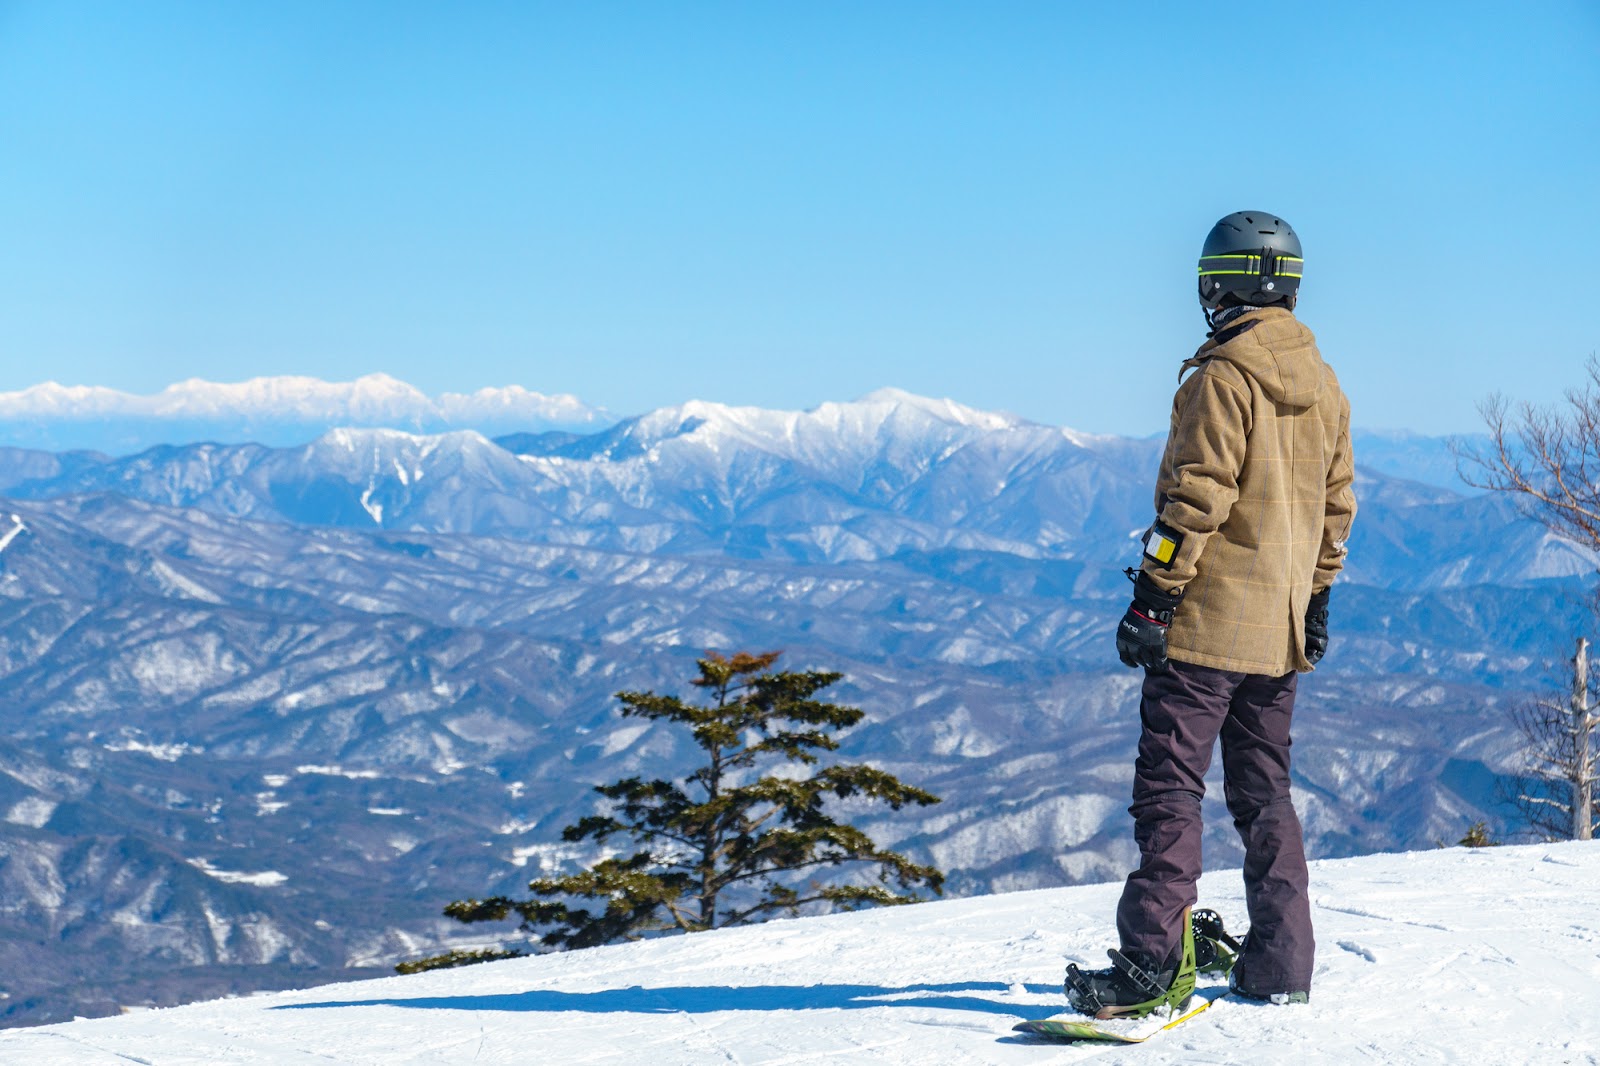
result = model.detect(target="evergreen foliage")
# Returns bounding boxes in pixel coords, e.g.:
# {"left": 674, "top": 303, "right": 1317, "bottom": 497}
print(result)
{"left": 426, "top": 651, "right": 943, "bottom": 959}
{"left": 394, "top": 947, "right": 527, "bottom": 974}
{"left": 1454, "top": 821, "right": 1499, "bottom": 848}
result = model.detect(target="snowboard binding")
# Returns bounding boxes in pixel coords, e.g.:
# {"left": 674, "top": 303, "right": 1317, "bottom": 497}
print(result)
{"left": 1192, "top": 907, "right": 1242, "bottom": 976}
{"left": 1064, "top": 906, "right": 1199, "bottom": 1019}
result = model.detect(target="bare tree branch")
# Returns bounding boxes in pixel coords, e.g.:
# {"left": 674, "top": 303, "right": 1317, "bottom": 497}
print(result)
{"left": 1455, "top": 357, "right": 1600, "bottom": 549}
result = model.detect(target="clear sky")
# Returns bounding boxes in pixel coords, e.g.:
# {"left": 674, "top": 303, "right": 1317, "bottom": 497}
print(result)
{"left": 0, "top": 2, "right": 1595, "bottom": 434}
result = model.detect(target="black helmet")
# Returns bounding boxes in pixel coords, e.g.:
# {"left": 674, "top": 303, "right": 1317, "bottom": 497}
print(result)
{"left": 1197, "top": 211, "right": 1303, "bottom": 310}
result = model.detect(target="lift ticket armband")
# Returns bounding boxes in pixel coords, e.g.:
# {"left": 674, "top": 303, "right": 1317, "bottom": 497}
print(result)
{"left": 1141, "top": 521, "right": 1183, "bottom": 568}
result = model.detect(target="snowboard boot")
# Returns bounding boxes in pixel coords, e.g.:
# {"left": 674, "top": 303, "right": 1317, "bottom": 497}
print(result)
{"left": 1064, "top": 907, "right": 1198, "bottom": 1019}
{"left": 1228, "top": 966, "right": 1309, "bottom": 1005}
{"left": 1192, "top": 908, "right": 1242, "bottom": 976}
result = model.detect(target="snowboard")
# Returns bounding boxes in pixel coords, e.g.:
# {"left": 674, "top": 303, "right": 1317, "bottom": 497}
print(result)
{"left": 1012, "top": 988, "right": 1229, "bottom": 1044}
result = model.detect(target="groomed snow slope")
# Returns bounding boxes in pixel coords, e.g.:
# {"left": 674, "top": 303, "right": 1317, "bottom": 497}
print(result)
{"left": 6, "top": 842, "right": 1598, "bottom": 1065}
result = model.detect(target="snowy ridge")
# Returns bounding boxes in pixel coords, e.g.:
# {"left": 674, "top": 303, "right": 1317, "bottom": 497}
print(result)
{"left": 505, "top": 388, "right": 1133, "bottom": 553}
{"left": 0, "top": 374, "right": 609, "bottom": 454}
{"left": 543, "top": 388, "right": 1032, "bottom": 470}
{"left": 0, "top": 373, "right": 601, "bottom": 424}
{"left": 0, "top": 387, "right": 1168, "bottom": 558}
{"left": 0, "top": 514, "right": 24, "bottom": 554}
{"left": 7, "top": 842, "right": 1596, "bottom": 1063}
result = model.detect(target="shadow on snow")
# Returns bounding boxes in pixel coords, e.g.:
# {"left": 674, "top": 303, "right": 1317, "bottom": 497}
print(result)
{"left": 275, "top": 981, "right": 1065, "bottom": 1021}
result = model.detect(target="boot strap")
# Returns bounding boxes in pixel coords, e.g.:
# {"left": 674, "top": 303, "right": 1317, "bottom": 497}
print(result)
{"left": 1063, "top": 963, "right": 1105, "bottom": 1015}
{"left": 1107, "top": 948, "right": 1167, "bottom": 1000}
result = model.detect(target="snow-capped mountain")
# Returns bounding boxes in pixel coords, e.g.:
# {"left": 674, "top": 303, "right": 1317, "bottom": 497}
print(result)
{"left": 5, "top": 841, "right": 1596, "bottom": 1064}
{"left": 0, "top": 392, "right": 1582, "bottom": 586}
{"left": 0, "top": 389, "right": 1582, "bottom": 1028}
{"left": 0, "top": 374, "right": 609, "bottom": 454}
{"left": 0, "top": 392, "right": 1165, "bottom": 569}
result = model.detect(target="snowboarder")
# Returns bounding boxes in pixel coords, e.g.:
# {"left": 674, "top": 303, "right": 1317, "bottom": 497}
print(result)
{"left": 1068, "top": 211, "right": 1356, "bottom": 1018}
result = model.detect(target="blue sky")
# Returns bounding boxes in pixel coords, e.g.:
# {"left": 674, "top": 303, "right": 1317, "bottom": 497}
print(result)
{"left": 0, "top": 2, "right": 1595, "bottom": 434}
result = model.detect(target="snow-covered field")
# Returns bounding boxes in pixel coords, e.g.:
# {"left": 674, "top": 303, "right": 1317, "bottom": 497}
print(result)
{"left": 6, "top": 842, "right": 1597, "bottom": 1065}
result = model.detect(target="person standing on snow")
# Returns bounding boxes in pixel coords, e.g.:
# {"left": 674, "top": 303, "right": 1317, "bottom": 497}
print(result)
{"left": 1067, "top": 211, "right": 1356, "bottom": 1017}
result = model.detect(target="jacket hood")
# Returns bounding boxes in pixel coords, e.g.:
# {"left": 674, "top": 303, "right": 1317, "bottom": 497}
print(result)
{"left": 1185, "top": 307, "right": 1325, "bottom": 409}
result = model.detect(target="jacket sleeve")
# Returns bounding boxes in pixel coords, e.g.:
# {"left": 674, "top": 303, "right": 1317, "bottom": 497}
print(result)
{"left": 1142, "top": 364, "right": 1251, "bottom": 594}
{"left": 1316, "top": 394, "right": 1357, "bottom": 591}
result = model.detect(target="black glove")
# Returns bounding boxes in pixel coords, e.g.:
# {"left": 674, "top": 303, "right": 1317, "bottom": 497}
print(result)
{"left": 1116, "top": 570, "right": 1184, "bottom": 671}
{"left": 1304, "top": 587, "right": 1331, "bottom": 667}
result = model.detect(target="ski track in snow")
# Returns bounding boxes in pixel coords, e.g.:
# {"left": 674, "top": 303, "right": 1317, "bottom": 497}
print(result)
{"left": 3, "top": 843, "right": 1599, "bottom": 1064}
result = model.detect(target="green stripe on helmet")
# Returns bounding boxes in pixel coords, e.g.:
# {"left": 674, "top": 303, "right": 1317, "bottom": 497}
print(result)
{"left": 1197, "top": 254, "right": 1303, "bottom": 278}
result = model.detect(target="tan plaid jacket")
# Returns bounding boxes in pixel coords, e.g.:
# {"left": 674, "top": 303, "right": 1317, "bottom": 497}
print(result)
{"left": 1141, "top": 306, "right": 1356, "bottom": 675}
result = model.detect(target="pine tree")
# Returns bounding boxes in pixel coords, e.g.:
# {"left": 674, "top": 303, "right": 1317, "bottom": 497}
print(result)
{"left": 433, "top": 651, "right": 943, "bottom": 956}
{"left": 1454, "top": 821, "right": 1498, "bottom": 848}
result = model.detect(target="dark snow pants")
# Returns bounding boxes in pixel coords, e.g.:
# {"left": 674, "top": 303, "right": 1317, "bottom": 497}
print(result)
{"left": 1114, "top": 658, "right": 1315, "bottom": 994}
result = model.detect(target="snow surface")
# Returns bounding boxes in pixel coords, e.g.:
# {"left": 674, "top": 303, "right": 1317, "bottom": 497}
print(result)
{"left": 5, "top": 842, "right": 1598, "bottom": 1064}
{"left": 186, "top": 859, "right": 290, "bottom": 888}
{"left": 0, "top": 514, "right": 25, "bottom": 554}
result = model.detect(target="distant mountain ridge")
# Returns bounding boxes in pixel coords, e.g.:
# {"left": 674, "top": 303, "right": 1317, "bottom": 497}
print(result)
{"left": 0, "top": 373, "right": 1483, "bottom": 493}
{"left": 0, "top": 374, "right": 610, "bottom": 455}
{"left": 0, "top": 392, "right": 1567, "bottom": 589}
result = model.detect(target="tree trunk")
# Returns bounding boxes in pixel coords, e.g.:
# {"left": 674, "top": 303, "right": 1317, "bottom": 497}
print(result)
{"left": 1575, "top": 637, "right": 1593, "bottom": 842}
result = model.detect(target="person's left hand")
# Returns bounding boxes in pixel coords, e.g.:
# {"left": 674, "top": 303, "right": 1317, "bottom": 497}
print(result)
{"left": 1304, "top": 588, "right": 1331, "bottom": 666}
{"left": 1116, "top": 571, "right": 1183, "bottom": 671}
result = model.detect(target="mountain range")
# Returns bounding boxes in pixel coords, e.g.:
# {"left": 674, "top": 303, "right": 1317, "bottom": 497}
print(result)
{"left": 0, "top": 374, "right": 608, "bottom": 454}
{"left": 0, "top": 379, "right": 1583, "bottom": 1027}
